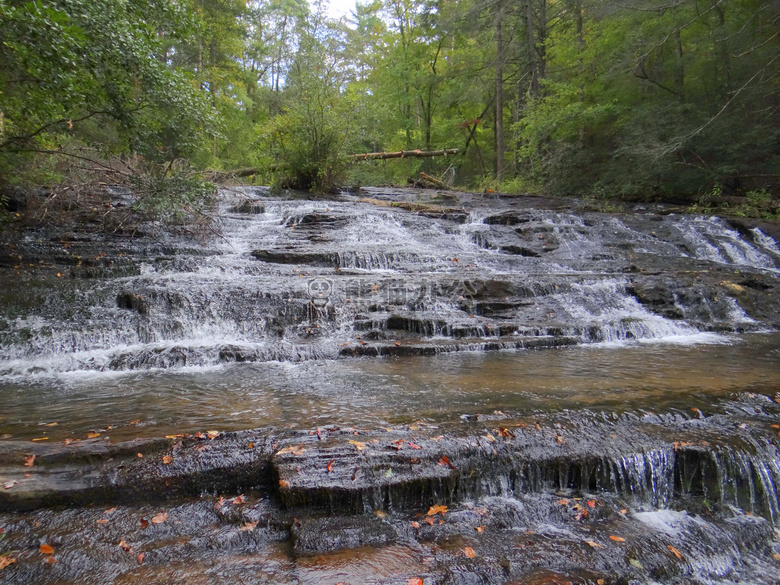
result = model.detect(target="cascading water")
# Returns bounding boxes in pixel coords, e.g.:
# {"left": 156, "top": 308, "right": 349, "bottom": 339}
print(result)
{"left": 1, "top": 187, "right": 780, "bottom": 584}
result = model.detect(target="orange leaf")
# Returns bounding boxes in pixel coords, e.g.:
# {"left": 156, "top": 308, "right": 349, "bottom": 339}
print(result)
{"left": 585, "top": 540, "right": 605, "bottom": 549}
{"left": 410, "top": 521, "right": 420, "bottom": 529}
{"left": 96, "top": 519, "right": 109, "bottom": 525}
{"left": 105, "top": 507, "right": 117, "bottom": 514}
{"left": 151, "top": 512, "right": 168, "bottom": 524}
{"left": 137, "top": 453, "right": 143, "bottom": 458}
{"left": 0, "top": 557, "right": 16, "bottom": 569}
{"left": 667, "top": 545, "right": 684, "bottom": 560}
{"left": 348, "top": 440, "right": 366, "bottom": 451}
{"left": 24, "top": 454, "right": 35, "bottom": 467}
{"left": 87, "top": 433, "right": 100, "bottom": 439}
{"left": 587, "top": 500, "right": 596, "bottom": 508}
{"left": 214, "top": 497, "right": 226, "bottom": 509}
{"left": 162, "top": 455, "right": 173, "bottom": 465}
{"left": 40, "top": 544, "right": 54, "bottom": 555}
{"left": 464, "top": 546, "right": 476, "bottom": 558}
{"left": 424, "top": 516, "right": 435, "bottom": 525}
{"left": 408, "top": 579, "right": 424, "bottom": 585}
{"left": 609, "top": 535, "right": 625, "bottom": 542}
{"left": 118, "top": 540, "right": 131, "bottom": 552}
{"left": 437, "top": 456, "right": 455, "bottom": 469}
{"left": 232, "top": 495, "right": 246, "bottom": 505}
{"left": 239, "top": 521, "right": 258, "bottom": 532}
{"left": 129, "top": 419, "right": 140, "bottom": 425}
{"left": 375, "top": 510, "right": 387, "bottom": 518}
{"left": 427, "top": 504, "right": 448, "bottom": 516}
{"left": 247, "top": 443, "right": 255, "bottom": 449}
{"left": 278, "top": 479, "right": 289, "bottom": 488}
{"left": 326, "top": 459, "right": 335, "bottom": 472}
{"left": 206, "top": 430, "right": 220, "bottom": 440}
{"left": 44, "top": 556, "right": 57, "bottom": 564}
{"left": 408, "top": 442, "right": 422, "bottom": 449}
{"left": 475, "top": 526, "right": 485, "bottom": 533}
{"left": 136, "top": 553, "right": 145, "bottom": 565}
{"left": 557, "top": 498, "right": 570, "bottom": 505}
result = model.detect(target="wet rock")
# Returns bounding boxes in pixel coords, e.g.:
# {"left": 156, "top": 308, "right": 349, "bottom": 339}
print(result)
{"left": 251, "top": 249, "right": 339, "bottom": 266}
{"left": 229, "top": 200, "right": 266, "bottom": 214}
{"left": 292, "top": 515, "right": 398, "bottom": 553}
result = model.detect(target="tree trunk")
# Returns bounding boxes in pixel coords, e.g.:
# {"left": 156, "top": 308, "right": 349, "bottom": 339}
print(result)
{"left": 495, "top": 0, "right": 505, "bottom": 182}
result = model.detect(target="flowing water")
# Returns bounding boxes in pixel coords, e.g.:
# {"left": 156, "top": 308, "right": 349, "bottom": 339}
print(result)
{"left": 1, "top": 187, "right": 779, "bottom": 584}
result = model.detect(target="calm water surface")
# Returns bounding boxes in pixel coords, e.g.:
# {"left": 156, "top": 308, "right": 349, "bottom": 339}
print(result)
{"left": 1, "top": 333, "right": 778, "bottom": 442}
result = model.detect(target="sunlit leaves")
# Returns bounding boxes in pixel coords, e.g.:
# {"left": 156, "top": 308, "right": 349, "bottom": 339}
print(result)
{"left": 39, "top": 544, "right": 54, "bottom": 555}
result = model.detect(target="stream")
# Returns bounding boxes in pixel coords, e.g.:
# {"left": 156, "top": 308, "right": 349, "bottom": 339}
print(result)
{"left": 0, "top": 187, "right": 779, "bottom": 584}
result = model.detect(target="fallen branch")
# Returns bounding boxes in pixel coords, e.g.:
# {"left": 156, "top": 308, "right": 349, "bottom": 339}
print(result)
{"left": 419, "top": 172, "right": 447, "bottom": 189}
{"left": 349, "top": 148, "right": 459, "bottom": 161}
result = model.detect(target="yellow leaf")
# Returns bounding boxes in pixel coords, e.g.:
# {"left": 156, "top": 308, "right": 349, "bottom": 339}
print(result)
{"left": 609, "top": 535, "right": 626, "bottom": 542}
{"left": 348, "top": 440, "right": 367, "bottom": 451}
{"left": 32, "top": 437, "right": 49, "bottom": 442}
{"left": 426, "top": 504, "right": 448, "bottom": 516}
{"left": 87, "top": 433, "right": 100, "bottom": 439}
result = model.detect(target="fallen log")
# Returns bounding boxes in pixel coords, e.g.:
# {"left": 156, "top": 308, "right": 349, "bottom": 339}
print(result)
{"left": 348, "top": 148, "right": 459, "bottom": 161}
{"left": 419, "top": 172, "right": 447, "bottom": 189}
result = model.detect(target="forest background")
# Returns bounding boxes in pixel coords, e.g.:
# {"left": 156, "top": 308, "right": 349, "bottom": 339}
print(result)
{"left": 0, "top": 0, "right": 778, "bottom": 223}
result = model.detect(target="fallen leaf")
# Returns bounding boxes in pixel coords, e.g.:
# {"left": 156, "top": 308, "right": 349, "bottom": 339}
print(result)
{"left": 585, "top": 540, "right": 605, "bottom": 549}
{"left": 232, "top": 495, "right": 246, "bottom": 505}
{"left": 151, "top": 512, "right": 168, "bottom": 524}
{"left": 427, "top": 504, "right": 448, "bottom": 516}
{"left": 129, "top": 419, "right": 140, "bottom": 425}
{"left": 556, "top": 435, "right": 565, "bottom": 444}
{"left": 375, "top": 510, "right": 387, "bottom": 518}
{"left": 673, "top": 441, "right": 694, "bottom": 451}
{"left": 32, "top": 437, "right": 49, "bottom": 441}
{"left": 206, "top": 430, "right": 220, "bottom": 440}
{"left": 326, "top": 459, "right": 335, "bottom": 472}
{"left": 496, "top": 427, "right": 515, "bottom": 438}
{"left": 278, "top": 444, "right": 305, "bottom": 456}
{"left": 424, "top": 516, "right": 435, "bottom": 526}
{"left": 278, "top": 479, "right": 289, "bottom": 488}
{"left": 3, "top": 481, "right": 17, "bottom": 490}
{"left": 408, "top": 442, "right": 422, "bottom": 449}
{"left": 118, "top": 540, "right": 131, "bottom": 552}
{"left": 394, "top": 341, "right": 401, "bottom": 346}
{"left": 437, "top": 455, "right": 455, "bottom": 469}
{"left": 247, "top": 443, "right": 255, "bottom": 449}
{"left": 45, "top": 422, "right": 58, "bottom": 427}
{"left": 44, "top": 556, "right": 57, "bottom": 564}
{"left": 410, "top": 521, "right": 420, "bottom": 529}
{"left": 24, "top": 454, "right": 35, "bottom": 467}
{"left": 667, "top": 545, "right": 684, "bottom": 560}
{"left": 137, "top": 453, "right": 143, "bottom": 458}
{"left": 40, "top": 544, "right": 54, "bottom": 555}
{"left": 557, "top": 499, "right": 570, "bottom": 505}
{"left": 773, "top": 553, "right": 780, "bottom": 561}
{"left": 587, "top": 500, "right": 596, "bottom": 508}
{"left": 239, "top": 521, "right": 258, "bottom": 532}
{"left": 348, "top": 440, "right": 366, "bottom": 451}
{"left": 63, "top": 439, "right": 77, "bottom": 446}
{"left": 162, "top": 455, "right": 173, "bottom": 465}
{"left": 485, "top": 434, "right": 495, "bottom": 443}
{"left": 136, "top": 553, "right": 145, "bottom": 565}
{"left": 597, "top": 580, "right": 605, "bottom": 585}
{"left": 140, "top": 518, "right": 149, "bottom": 529}
{"left": 464, "top": 546, "right": 476, "bottom": 558}
{"left": 574, "top": 508, "right": 589, "bottom": 521}
{"left": 609, "top": 535, "right": 626, "bottom": 542}
{"left": 620, "top": 509, "right": 628, "bottom": 515}
{"left": 87, "top": 433, "right": 100, "bottom": 439}
{"left": 96, "top": 519, "right": 109, "bottom": 524}
{"left": 475, "top": 526, "right": 485, "bottom": 533}
{"left": 408, "top": 579, "right": 424, "bottom": 585}
{"left": 0, "top": 557, "right": 16, "bottom": 569}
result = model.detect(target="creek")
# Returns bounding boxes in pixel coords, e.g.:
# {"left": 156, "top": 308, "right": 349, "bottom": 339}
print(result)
{"left": 0, "top": 187, "right": 779, "bottom": 584}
